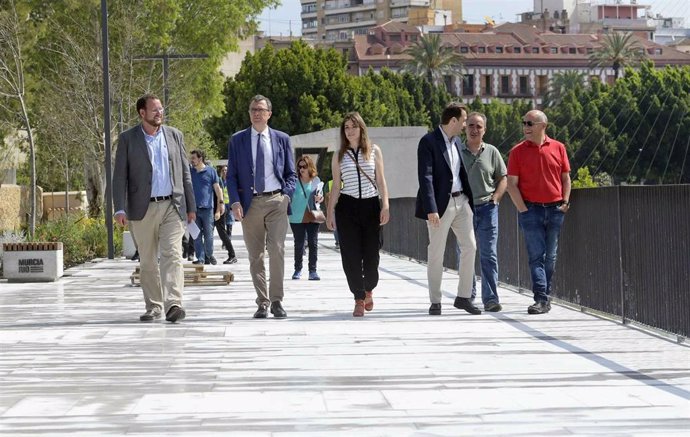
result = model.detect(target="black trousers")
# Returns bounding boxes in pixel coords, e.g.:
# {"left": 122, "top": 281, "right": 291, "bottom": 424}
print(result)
{"left": 215, "top": 210, "right": 235, "bottom": 258}
{"left": 335, "top": 194, "right": 381, "bottom": 300}
{"left": 290, "top": 222, "right": 319, "bottom": 272}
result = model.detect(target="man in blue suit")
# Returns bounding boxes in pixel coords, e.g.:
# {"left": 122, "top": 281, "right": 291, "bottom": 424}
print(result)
{"left": 226, "top": 95, "right": 296, "bottom": 319}
{"left": 415, "top": 102, "right": 480, "bottom": 316}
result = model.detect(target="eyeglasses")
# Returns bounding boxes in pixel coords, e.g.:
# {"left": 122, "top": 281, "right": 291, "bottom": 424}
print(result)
{"left": 298, "top": 164, "right": 307, "bottom": 169}
{"left": 149, "top": 108, "right": 164, "bottom": 114}
{"left": 249, "top": 108, "right": 270, "bottom": 114}
{"left": 522, "top": 120, "right": 543, "bottom": 127}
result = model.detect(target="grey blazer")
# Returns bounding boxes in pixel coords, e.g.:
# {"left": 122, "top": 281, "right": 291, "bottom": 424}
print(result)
{"left": 113, "top": 124, "right": 195, "bottom": 221}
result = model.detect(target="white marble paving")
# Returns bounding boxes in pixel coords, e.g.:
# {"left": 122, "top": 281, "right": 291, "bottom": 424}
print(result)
{"left": 0, "top": 224, "right": 689, "bottom": 436}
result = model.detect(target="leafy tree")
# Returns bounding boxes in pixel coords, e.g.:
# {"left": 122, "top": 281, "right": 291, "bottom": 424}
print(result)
{"left": 571, "top": 167, "right": 598, "bottom": 188}
{"left": 401, "top": 33, "right": 463, "bottom": 88}
{"left": 206, "top": 42, "right": 451, "bottom": 156}
{"left": 542, "top": 71, "right": 586, "bottom": 108}
{"left": 9, "top": 0, "right": 277, "bottom": 217}
{"left": 0, "top": 0, "right": 38, "bottom": 235}
{"left": 589, "top": 32, "right": 647, "bottom": 79}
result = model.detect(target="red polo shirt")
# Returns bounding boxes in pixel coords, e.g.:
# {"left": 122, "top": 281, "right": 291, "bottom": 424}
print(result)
{"left": 507, "top": 136, "right": 570, "bottom": 203}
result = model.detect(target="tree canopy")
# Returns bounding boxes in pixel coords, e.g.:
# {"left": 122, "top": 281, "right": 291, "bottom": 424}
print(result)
{"left": 205, "top": 41, "right": 451, "bottom": 157}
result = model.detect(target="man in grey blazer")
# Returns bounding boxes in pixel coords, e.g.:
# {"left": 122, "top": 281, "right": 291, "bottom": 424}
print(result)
{"left": 113, "top": 94, "right": 196, "bottom": 323}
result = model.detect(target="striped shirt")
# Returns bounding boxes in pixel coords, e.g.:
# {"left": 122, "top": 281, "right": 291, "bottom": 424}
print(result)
{"left": 340, "top": 147, "right": 378, "bottom": 199}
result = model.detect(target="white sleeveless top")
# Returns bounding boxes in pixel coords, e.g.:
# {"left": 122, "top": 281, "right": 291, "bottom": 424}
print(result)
{"left": 340, "top": 146, "right": 378, "bottom": 199}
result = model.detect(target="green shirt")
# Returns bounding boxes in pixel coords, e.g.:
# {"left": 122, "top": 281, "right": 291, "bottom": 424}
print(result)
{"left": 460, "top": 142, "right": 507, "bottom": 205}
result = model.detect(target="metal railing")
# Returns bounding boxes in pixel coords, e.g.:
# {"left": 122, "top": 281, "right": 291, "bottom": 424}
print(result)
{"left": 381, "top": 185, "right": 690, "bottom": 339}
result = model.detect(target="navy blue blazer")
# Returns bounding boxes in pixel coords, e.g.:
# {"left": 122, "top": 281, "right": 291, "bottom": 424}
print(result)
{"left": 415, "top": 127, "right": 474, "bottom": 220}
{"left": 226, "top": 126, "right": 296, "bottom": 214}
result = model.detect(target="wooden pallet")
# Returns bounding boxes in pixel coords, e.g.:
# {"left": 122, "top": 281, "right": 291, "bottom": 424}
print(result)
{"left": 130, "top": 264, "right": 234, "bottom": 286}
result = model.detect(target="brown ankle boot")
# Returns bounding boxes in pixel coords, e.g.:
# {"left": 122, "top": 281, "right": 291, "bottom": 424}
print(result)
{"left": 364, "top": 291, "right": 373, "bottom": 311}
{"left": 353, "top": 299, "right": 365, "bottom": 317}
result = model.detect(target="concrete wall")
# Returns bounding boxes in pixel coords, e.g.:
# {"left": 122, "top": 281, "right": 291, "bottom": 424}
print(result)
{"left": 42, "top": 191, "right": 88, "bottom": 221}
{"left": 0, "top": 185, "right": 43, "bottom": 232}
{"left": 291, "top": 126, "right": 428, "bottom": 199}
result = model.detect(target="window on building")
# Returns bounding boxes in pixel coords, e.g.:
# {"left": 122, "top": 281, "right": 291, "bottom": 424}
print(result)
{"left": 569, "top": 47, "right": 576, "bottom": 54}
{"left": 460, "top": 46, "right": 469, "bottom": 53}
{"left": 587, "top": 47, "right": 594, "bottom": 54}
{"left": 536, "top": 75, "right": 548, "bottom": 95}
{"left": 462, "top": 74, "right": 474, "bottom": 96}
{"left": 532, "top": 47, "right": 539, "bottom": 54}
{"left": 495, "top": 46, "right": 503, "bottom": 53}
{"left": 500, "top": 75, "right": 510, "bottom": 95}
{"left": 519, "top": 76, "right": 529, "bottom": 95}
{"left": 654, "top": 48, "right": 662, "bottom": 55}
{"left": 482, "top": 75, "right": 492, "bottom": 95}
{"left": 550, "top": 47, "right": 558, "bottom": 54}
{"left": 478, "top": 47, "right": 486, "bottom": 53}
{"left": 444, "top": 75, "right": 454, "bottom": 94}
{"left": 514, "top": 47, "right": 522, "bottom": 53}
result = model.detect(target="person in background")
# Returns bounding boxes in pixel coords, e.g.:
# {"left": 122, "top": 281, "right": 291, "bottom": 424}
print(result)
{"left": 215, "top": 165, "right": 237, "bottom": 264}
{"left": 327, "top": 112, "right": 390, "bottom": 317}
{"left": 189, "top": 149, "right": 224, "bottom": 265}
{"left": 289, "top": 155, "right": 324, "bottom": 281}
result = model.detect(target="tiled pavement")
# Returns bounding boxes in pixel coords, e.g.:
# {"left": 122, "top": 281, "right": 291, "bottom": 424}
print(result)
{"left": 1, "top": 225, "right": 689, "bottom": 436}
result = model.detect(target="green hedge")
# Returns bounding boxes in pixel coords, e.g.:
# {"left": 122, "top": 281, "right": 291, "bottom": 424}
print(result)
{"left": 33, "top": 213, "right": 123, "bottom": 269}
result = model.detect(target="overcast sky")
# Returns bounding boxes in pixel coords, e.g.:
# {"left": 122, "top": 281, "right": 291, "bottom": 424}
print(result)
{"left": 258, "top": 0, "right": 690, "bottom": 36}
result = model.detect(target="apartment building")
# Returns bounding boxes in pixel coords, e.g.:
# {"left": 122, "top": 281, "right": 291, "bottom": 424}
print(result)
{"left": 301, "top": 0, "right": 462, "bottom": 41}
{"left": 351, "top": 21, "right": 690, "bottom": 106}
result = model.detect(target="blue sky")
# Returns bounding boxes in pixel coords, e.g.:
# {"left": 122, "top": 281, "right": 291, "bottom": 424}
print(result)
{"left": 259, "top": 0, "right": 690, "bottom": 36}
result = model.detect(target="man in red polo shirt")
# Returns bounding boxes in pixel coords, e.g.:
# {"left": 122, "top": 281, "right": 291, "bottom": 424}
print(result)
{"left": 506, "top": 110, "right": 571, "bottom": 314}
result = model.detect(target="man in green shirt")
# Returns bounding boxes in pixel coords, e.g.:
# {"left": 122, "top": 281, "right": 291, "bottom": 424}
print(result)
{"left": 460, "top": 112, "right": 507, "bottom": 312}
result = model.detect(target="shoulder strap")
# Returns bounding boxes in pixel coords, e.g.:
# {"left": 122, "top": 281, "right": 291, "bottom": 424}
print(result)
{"left": 347, "top": 149, "right": 377, "bottom": 189}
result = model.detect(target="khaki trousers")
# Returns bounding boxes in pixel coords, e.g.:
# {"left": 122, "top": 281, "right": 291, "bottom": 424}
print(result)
{"left": 427, "top": 194, "right": 476, "bottom": 303}
{"left": 241, "top": 193, "right": 290, "bottom": 305}
{"left": 129, "top": 200, "right": 186, "bottom": 313}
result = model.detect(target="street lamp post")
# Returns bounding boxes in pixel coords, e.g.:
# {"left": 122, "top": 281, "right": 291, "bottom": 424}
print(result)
{"left": 101, "top": 0, "right": 114, "bottom": 259}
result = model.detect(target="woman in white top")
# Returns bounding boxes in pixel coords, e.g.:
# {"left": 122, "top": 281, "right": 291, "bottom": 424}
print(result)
{"left": 327, "top": 112, "right": 390, "bottom": 317}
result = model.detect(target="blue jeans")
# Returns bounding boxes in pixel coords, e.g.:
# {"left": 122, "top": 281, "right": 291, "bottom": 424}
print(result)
{"left": 194, "top": 207, "right": 215, "bottom": 261}
{"left": 459, "top": 203, "right": 500, "bottom": 305}
{"left": 472, "top": 202, "right": 500, "bottom": 305}
{"left": 290, "top": 222, "right": 319, "bottom": 272}
{"left": 518, "top": 204, "right": 565, "bottom": 303}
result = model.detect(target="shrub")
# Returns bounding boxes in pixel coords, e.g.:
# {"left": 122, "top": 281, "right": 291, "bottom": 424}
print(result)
{"left": 32, "top": 213, "right": 123, "bottom": 269}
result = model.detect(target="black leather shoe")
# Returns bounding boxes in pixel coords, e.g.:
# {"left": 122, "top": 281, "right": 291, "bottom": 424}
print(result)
{"left": 485, "top": 302, "right": 502, "bottom": 312}
{"left": 165, "top": 305, "right": 186, "bottom": 323}
{"left": 130, "top": 251, "right": 139, "bottom": 261}
{"left": 454, "top": 297, "right": 482, "bottom": 315}
{"left": 192, "top": 259, "right": 203, "bottom": 265}
{"left": 224, "top": 257, "right": 238, "bottom": 264}
{"left": 270, "top": 301, "right": 287, "bottom": 319}
{"left": 209, "top": 256, "right": 217, "bottom": 265}
{"left": 253, "top": 304, "right": 269, "bottom": 319}
{"left": 527, "top": 301, "right": 551, "bottom": 314}
{"left": 428, "top": 303, "right": 442, "bottom": 315}
{"left": 139, "top": 308, "right": 161, "bottom": 322}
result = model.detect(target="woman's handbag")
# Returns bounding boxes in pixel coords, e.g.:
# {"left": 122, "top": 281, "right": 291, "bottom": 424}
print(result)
{"left": 299, "top": 180, "right": 326, "bottom": 224}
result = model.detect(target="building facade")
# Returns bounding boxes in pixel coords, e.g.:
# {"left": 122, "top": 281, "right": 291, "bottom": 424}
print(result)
{"left": 300, "top": 0, "right": 462, "bottom": 41}
{"left": 351, "top": 21, "right": 690, "bottom": 107}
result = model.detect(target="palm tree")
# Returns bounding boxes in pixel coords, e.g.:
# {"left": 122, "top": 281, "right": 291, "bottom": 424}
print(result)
{"left": 542, "top": 71, "right": 586, "bottom": 107}
{"left": 589, "top": 32, "right": 647, "bottom": 80}
{"left": 402, "top": 33, "right": 463, "bottom": 88}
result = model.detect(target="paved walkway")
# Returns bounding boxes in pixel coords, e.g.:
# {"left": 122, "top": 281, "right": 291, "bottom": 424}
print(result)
{"left": 1, "top": 225, "right": 689, "bottom": 436}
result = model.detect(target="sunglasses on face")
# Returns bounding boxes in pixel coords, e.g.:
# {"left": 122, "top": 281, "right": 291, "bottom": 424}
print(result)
{"left": 298, "top": 164, "right": 307, "bottom": 169}
{"left": 522, "top": 120, "right": 543, "bottom": 127}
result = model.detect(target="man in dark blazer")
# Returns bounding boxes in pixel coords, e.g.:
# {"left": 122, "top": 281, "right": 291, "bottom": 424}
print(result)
{"left": 226, "top": 95, "right": 296, "bottom": 319}
{"left": 113, "top": 94, "right": 196, "bottom": 323}
{"left": 415, "top": 102, "right": 480, "bottom": 316}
